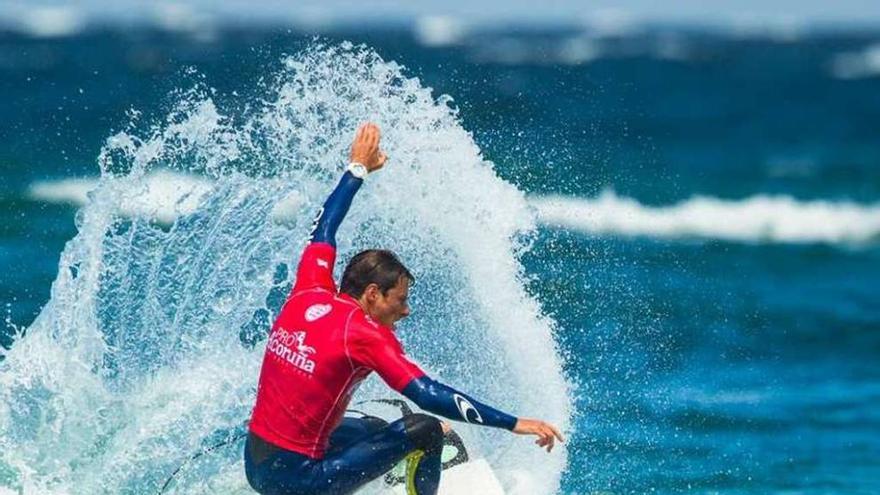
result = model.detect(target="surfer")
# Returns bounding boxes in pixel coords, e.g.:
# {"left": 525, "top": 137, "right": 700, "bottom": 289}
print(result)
{"left": 245, "top": 123, "right": 564, "bottom": 495}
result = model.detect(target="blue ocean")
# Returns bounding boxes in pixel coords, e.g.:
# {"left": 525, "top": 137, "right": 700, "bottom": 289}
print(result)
{"left": 1, "top": 21, "right": 879, "bottom": 495}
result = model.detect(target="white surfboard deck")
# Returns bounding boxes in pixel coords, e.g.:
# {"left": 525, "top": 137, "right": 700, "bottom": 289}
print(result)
{"left": 391, "top": 458, "right": 504, "bottom": 495}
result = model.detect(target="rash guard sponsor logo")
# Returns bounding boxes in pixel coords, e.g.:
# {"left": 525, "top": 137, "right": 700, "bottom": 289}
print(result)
{"left": 308, "top": 207, "right": 324, "bottom": 241}
{"left": 317, "top": 258, "right": 330, "bottom": 268}
{"left": 453, "top": 394, "right": 484, "bottom": 424}
{"left": 268, "top": 329, "right": 317, "bottom": 374}
{"left": 305, "top": 304, "right": 331, "bottom": 322}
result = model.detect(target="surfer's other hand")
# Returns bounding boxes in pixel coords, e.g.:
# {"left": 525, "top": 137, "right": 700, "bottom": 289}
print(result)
{"left": 512, "top": 418, "right": 565, "bottom": 453}
{"left": 350, "top": 122, "right": 387, "bottom": 172}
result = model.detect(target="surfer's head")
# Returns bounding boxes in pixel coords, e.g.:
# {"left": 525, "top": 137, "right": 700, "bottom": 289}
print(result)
{"left": 341, "top": 250, "right": 414, "bottom": 327}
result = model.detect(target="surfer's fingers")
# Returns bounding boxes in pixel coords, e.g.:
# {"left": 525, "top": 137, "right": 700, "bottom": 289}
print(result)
{"left": 539, "top": 426, "right": 559, "bottom": 452}
{"left": 357, "top": 123, "right": 376, "bottom": 147}
{"left": 365, "top": 123, "right": 380, "bottom": 148}
{"left": 548, "top": 424, "right": 565, "bottom": 443}
{"left": 544, "top": 430, "right": 554, "bottom": 448}
{"left": 536, "top": 431, "right": 551, "bottom": 447}
{"left": 539, "top": 432, "right": 554, "bottom": 452}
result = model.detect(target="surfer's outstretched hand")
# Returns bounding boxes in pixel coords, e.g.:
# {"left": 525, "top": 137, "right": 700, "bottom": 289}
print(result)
{"left": 512, "top": 418, "right": 565, "bottom": 453}
{"left": 350, "top": 122, "right": 387, "bottom": 172}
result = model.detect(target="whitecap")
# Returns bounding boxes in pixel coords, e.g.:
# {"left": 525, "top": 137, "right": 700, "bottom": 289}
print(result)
{"left": 414, "top": 15, "right": 467, "bottom": 47}
{"left": 831, "top": 43, "right": 880, "bottom": 80}
{"left": 13, "top": 5, "right": 84, "bottom": 38}
{"left": 28, "top": 171, "right": 214, "bottom": 225}
{"left": 531, "top": 190, "right": 880, "bottom": 245}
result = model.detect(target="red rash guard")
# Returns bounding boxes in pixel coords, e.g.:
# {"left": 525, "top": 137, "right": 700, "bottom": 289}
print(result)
{"left": 248, "top": 242, "right": 426, "bottom": 459}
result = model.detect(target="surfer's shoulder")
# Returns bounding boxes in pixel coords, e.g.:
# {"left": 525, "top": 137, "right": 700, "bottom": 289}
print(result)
{"left": 341, "top": 306, "right": 393, "bottom": 346}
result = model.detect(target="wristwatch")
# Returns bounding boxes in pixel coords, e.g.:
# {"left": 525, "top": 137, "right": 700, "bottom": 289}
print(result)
{"left": 347, "top": 162, "right": 368, "bottom": 179}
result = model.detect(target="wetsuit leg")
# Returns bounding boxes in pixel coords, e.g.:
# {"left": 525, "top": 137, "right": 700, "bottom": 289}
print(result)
{"left": 244, "top": 414, "right": 444, "bottom": 495}
{"left": 398, "top": 414, "right": 444, "bottom": 495}
{"left": 245, "top": 433, "right": 315, "bottom": 495}
{"left": 315, "top": 413, "right": 444, "bottom": 495}
{"left": 325, "top": 416, "right": 389, "bottom": 455}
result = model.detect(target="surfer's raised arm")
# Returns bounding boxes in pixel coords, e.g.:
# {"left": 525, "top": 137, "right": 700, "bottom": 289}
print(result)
{"left": 289, "top": 123, "right": 386, "bottom": 295}
{"left": 291, "top": 122, "right": 387, "bottom": 296}
{"left": 307, "top": 123, "right": 386, "bottom": 247}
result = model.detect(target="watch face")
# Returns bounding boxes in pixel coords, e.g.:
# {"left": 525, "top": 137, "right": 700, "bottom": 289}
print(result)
{"left": 350, "top": 163, "right": 367, "bottom": 177}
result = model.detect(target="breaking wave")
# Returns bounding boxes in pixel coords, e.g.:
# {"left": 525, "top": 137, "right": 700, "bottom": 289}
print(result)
{"left": 532, "top": 190, "right": 880, "bottom": 245}
{"left": 32, "top": 177, "right": 880, "bottom": 246}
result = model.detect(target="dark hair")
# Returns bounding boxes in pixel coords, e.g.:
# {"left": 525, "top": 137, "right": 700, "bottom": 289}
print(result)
{"left": 340, "top": 249, "right": 415, "bottom": 298}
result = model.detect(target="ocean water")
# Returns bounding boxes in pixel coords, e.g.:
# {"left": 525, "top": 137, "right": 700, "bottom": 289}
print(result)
{"left": 1, "top": 24, "right": 879, "bottom": 494}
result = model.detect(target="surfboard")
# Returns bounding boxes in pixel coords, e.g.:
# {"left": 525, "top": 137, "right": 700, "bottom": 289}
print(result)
{"left": 390, "top": 457, "right": 505, "bottom": 495}
{"left": 359, "top": 399, "right": 505, "bottom": 495}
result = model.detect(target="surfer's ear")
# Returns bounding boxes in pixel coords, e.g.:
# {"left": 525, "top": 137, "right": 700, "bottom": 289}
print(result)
{"left": 362, "top": 283, "right": 382, "bottom": 303}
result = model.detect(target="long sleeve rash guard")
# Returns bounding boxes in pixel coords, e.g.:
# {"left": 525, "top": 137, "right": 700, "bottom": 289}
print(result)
{"left": 304, "top": 170, "right": 518, "bottom": 431}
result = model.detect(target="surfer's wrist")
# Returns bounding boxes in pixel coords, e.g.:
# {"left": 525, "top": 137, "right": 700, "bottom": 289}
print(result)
{"left": 346, "top": 162, "right": 368, "bottom": 179}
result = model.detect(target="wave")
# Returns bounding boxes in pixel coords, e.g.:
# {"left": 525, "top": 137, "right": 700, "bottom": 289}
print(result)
{"left": 2, "top": 44, "right": 570, "bottom": 494}
{"left": 531, "top": 190, "right": 880, "bottom": 245}
{"left": 27, "top": 172, "right": 319, "bottom": 227}
{"left": 30, "top": 178, "right": 880, "bottom": 246}
{"left": 830, "top": 43, "right": 880, "bottom": 80}
{"left": 414, "top": 15, "right": 467, "bottom": 47}
{"left": 2, "top": 5, "right": 85, "bottom": 38}
{"left": 28, "top": 172, "right": 214, "bottom": 224}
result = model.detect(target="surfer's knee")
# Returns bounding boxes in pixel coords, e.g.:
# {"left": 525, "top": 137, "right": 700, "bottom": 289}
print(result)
{"left": 402, "top": 413, "right": 444, "bottom": 455}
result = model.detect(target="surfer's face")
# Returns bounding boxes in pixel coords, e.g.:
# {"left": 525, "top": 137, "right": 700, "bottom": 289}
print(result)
{"left": 363, "top": 277, "right": 411, "bottom": 328}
